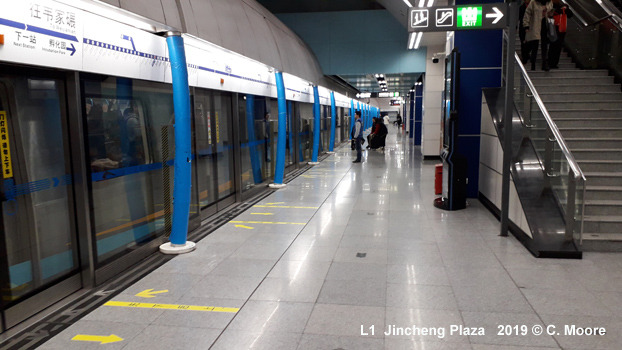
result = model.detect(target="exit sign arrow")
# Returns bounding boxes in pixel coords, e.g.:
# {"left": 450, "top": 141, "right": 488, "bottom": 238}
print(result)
{"left": 485, "top": 7, "right": 504, "bottom": 24}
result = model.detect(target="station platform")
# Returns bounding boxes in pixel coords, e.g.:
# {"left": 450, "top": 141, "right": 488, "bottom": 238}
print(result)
{"left": 38, "top": 130, "right": 622, "bottom": 350}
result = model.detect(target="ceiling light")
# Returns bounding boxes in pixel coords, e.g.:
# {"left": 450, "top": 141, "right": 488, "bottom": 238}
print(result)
{"left": 375, "top": 74, "right": 379, "bottom": 78}
{"left": 380, "top": 74, "right": 384, "bottom": 78}
{"left": 408, "top": 32, "right": 417, "bottom": 49}
{"left": 414, "top": 32, "right": 423, "bottom": 49}
{"left": 403, "top": 0, "right": 413, "bottom": 7}
{"left": 418, "top": 0, "right": 425, "bottom": 7}
{"left": 427, "top": 0, "right": 434, "bottom": 7}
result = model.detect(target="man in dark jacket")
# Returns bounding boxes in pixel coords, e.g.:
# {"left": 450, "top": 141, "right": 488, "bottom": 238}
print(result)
{"left": 352, "top": 110, "right": 364, "bottom": 163}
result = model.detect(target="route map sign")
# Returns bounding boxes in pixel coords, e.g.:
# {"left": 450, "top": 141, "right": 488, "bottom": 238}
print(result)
{"left": 408, "top": 4, "right": 508, "bottom": 32}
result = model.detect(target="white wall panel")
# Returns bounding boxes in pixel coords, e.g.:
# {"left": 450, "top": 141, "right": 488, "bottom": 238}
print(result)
{"left": 424, "top": 91, "right": 442, "bottom": 109}
{"left": 243, "top": 5, "right": 282, "bottom": 71}
{"left": 161, "top": 0, "right": 183, "bottom": 30}
{"left": 177, "top": 0, "right": 198, "bottom": 36}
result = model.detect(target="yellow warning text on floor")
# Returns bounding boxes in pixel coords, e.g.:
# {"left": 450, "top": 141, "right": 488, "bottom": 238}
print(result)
{"left": 104, "top": 301, "right": 239, "bottom": 313}
{"left": 253, "top": 205, "right": 319, "bottom": 209}
{"left": 72, "top": 334, "right": 123, "bottom": 344}
{"left": 229, "top": 220, "right": 306, "bottom": 225}
{"left": 0, "top": 112, "right": 12, "bottom": 178}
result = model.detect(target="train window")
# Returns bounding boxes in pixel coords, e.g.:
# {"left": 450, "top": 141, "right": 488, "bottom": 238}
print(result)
{"left": 81, "top": 77, "right": 197, "bottom": 265}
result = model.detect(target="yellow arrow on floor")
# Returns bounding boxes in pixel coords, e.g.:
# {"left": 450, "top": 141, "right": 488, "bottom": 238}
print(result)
{"left": 235, "top": 224, "right": 254, "bottom": 229}
{"left": 266, "top": 202, "right": 284, "bottom": 205}
{"left": 72, "top": 334, "right": 123, "bottom": 344}
{"left": 251, "top": 213, "right": 274, "bottom": 215}
{"left": 135, "top": 289, "right": 169, "bottom": 298}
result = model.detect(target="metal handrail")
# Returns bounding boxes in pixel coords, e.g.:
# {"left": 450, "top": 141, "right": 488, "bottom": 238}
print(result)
{"left": 513, "top": 52, "right": 586, "bottom": 183}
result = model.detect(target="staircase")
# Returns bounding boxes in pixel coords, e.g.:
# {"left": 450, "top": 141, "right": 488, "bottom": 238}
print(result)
{"left": 523, "top": 50, "right": 622, "bottom": 251}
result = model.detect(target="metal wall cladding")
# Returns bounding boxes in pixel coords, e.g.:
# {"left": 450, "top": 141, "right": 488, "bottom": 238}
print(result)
{"left": 108, "top": 0, "right": 324, "bottom": 84}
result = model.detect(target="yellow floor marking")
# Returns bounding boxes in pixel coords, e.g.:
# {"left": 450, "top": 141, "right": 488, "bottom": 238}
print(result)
{"left": 136, "top": 289, "right": 169, "bottom": 298}
{"left": 72, "top": 334, "right": 123, "bottom": 344}
{"left": 251, "top": 213, "right": 274, "bottom": 215}
{"left": 253, "top": 205, "right": 319, "bottom": 209}
{"left": 104, "top": 301, "right": 239, "bottom": 313}
{"left": 230, "top": 220, "right": 306, "bottom": 225}
{"left": 235, "top": 224, "right": 254, "bottom": 229}
{"left": 266, "top": 202, "right": 285, "bottom": 205}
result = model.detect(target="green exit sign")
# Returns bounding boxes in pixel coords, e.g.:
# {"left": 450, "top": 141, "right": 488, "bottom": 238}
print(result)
{"left": 457, "top": 6, "right": 482, "bottom": 28}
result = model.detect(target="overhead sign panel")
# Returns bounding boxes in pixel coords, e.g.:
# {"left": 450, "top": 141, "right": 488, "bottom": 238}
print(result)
{"left": 408, "top": 4, "right": 507, "bottom": 32}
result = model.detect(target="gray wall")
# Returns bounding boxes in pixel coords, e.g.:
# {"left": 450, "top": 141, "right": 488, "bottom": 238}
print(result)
{"left": 97, "top": 0, "right": 355, "bottom": 96}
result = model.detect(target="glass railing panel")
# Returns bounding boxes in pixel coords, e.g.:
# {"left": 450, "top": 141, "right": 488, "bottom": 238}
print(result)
{"left": 511, "top": 52, "right": 587, "bottom": 244}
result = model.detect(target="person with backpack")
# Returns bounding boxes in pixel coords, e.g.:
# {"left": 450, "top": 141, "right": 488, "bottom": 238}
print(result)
{"left": 352, "top": 110, "right": 364, "bottom": 163}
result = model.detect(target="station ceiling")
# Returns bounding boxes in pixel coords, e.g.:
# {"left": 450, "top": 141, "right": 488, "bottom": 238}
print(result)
{"left": 258, "top": 0, "right": 445, "bottom": 97}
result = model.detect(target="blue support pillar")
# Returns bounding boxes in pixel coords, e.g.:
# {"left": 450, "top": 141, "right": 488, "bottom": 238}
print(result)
{"left": 414, "top": 84, "right": 423, "bottom": 145}
{"left": 270, "top": 71, "right": 287, "bottom": 188}
{"left": 310, "top": 86, "right": 321, "bottom": 164}
{"left": 329, "top": 92, "right": 336, "bottom": 153}
{"left": 350, "top": 100, "right": 355, "bottom": 137}
{"left": 160, "top": 33, "right": 195, "bottom": 254}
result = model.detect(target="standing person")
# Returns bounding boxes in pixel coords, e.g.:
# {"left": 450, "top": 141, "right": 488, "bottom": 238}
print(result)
{"left": 519, "top": 0, "right": 531, "bottom": 64}
{"left": 396, "top": 115, "right": 403, "bottom": 128}
{"left": 367, "top": 117, "right": 382, "bottom": 149}
{"left": 264, "top": 112, "right": 271, "bottom": 162}
{"left": 548, "top": 0, "right": 573, "bottom": 68}
{"left": 383, "top": 114, "right": 390, "bottom": 128}
{"left": 352, "top": 110, "right": 364, "bottom": 163}
{"left": 523, "top": 0, "right": 554, "bottom": 71}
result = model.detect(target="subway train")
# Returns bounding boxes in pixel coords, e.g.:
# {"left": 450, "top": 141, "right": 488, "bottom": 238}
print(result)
{"left": 0, "top": 0, "right": 369, "bottom": 333}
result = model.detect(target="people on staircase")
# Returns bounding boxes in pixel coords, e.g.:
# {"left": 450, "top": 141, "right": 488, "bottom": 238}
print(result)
{"left": 523, "top": 0, "right": 554, "bottom": 71}
{"left": 548, "top": 0, "right": 573, "bottom": 69}
{"left": 519, "top": 0, "right": 531, "bottom": 64}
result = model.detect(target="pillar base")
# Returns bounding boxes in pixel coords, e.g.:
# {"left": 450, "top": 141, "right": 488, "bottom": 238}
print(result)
{"left": 269, "top": 183, "right": 287, "bottom": 189}
{"left": 308, "top": 161, "right": 320, "bottom": 165}
{"left": 159, "top": 241, "right": 196, "bottom": 255}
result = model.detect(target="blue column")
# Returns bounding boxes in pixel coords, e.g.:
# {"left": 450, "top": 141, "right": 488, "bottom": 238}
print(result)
{"left": 409, "top": 92, "right": 415, "bottom": 139}
{"left": 246, "top": 95, "right": 262, "bottom": 183}
{"left": 415, "top": 84, "right": 423, "bottom": 145}
{"left": 350, "top": 100, "right": 355, "bottom": 137}
{"left": 329, "top": 92, "right": 336, "bottom": 152}
{"left": 311, "top": 86, "right": 321, "bottom": 163}
{"left": 165, "top": 34, "right": 192, "bottom": 248}
{"left": 273, "top": 72, "right": 287, "bottom": 185}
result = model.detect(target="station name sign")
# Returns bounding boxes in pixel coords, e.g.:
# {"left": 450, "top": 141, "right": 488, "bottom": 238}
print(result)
{"left": 408, "top": 4, "right": 508, "bottom": 32}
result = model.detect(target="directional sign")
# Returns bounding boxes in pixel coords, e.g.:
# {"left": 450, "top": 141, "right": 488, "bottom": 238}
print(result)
{"left": 408, "top": 4, "right": 508, "bottom": 32}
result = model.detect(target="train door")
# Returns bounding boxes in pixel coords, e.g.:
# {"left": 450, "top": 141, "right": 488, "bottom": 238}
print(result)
{"left": 195, "top": 89, "right": 235, "bottom": 220}
{"left": 0, "top": 74, "right": 81, "bottom": 332}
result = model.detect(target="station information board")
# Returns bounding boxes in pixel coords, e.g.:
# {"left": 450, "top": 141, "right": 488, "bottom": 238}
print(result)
{"left": 408, "top": 4, "right": 508, "bottom": 32}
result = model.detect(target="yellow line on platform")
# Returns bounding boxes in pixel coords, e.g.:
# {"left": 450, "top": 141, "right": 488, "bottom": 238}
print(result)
{"left": 104, "top": 301, "right": 239, "bottom": 313}
{"left": 253, "top": 205, "right": 319, "bottom": 209}
{"left": 229, "top": 220, "right": 306, "bottom": 225}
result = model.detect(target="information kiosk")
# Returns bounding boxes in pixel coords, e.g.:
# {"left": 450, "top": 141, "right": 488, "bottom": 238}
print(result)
{"left": 434, "top": 48, "right": 467, "bottom": 211}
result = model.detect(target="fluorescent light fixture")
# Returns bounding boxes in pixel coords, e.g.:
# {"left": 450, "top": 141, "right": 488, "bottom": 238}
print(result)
{"left": 427, "top": 0, "right": 434, "bottom": 7}
{"left": 375, "top": 74, "right": 379, "bottom": 78}
{"left": 418, "top": 0, "right": 425, "bottom": 7}
{"left": 380, "top": 74, "right": 384, "bottom": 78}
{"left": 414, "top": 32, "right": 423, "bottom": 49}
{"left": 403, "top": 0, "right": 413, "bottom": 6}
{"left": 408, "top": 32, "right": 417, "bottom": 49}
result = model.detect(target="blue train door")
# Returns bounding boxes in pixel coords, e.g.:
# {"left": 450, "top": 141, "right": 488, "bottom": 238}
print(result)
{"left": 0, "top": 74, "right": 81, "bottom": 333}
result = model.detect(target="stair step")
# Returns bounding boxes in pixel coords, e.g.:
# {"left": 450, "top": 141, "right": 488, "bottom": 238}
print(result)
{"left": 536, "top": 84, "right": 620, "bottom": 93}
{"left": 558, "top": 127, "right": 622, "bottom": 138}
{"left": 552, "top": 118, "right": 622, "bottom": 128}
{"left": 581, "top": 233, "right": 622, "bottom": 241}
{"left": 575, "top": 160, "right": 622, "bottom": 172}
{"left": 548, "top": 109, "right": 622, "bottom": 118}
{"left": 528, "top": 69, "right": 610, "bottom": 77}
{"left": 572, "top": 149, "right": 622, "bottom": 161}
{"left": 584, "top": 200, "right": 622, "bottom": 216}
{"left": 539, "top": 92, "right": 622, "bottom": 102}
{"left": 585, "top": 185, "right": 622, "bottom": 200}
{"left": 535, "top": 101, "right": 622, "bottom": 110}
{"left": 583, "top": 215, "right": 622, "bottom": 233}
{"left": 529, "top": 76, "right": 615, "bottom": 85}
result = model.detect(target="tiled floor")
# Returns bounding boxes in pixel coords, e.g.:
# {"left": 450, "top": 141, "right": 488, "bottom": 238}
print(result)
{"left": 39, "top": 130, "right": 622, "bottom": 349}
